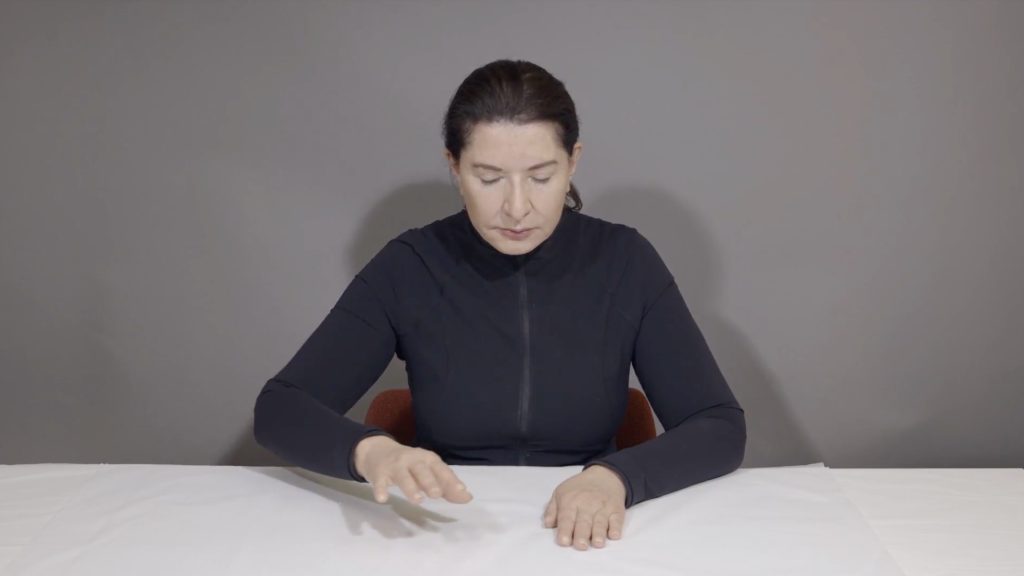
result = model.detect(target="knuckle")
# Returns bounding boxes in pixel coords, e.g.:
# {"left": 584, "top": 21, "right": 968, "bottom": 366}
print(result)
{"left": 560, "top": 493, "right": 581, "bottom": 507}
{"left": 414, "top": 448, "right": 439, "bottom": 465}
{"left": 571, "top": 493, "right": 597, "bottom": 508}
{"left": 430, "top": 459, "right": 453, "bottom": 475}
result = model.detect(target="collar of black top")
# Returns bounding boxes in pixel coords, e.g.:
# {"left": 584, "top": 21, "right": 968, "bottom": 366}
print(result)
{"left": 457, "top": 205, "right": 577, "bottom": 272}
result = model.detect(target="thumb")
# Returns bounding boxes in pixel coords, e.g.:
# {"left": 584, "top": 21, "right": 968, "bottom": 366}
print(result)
{"left": 373, "top": 477, "right": 391, "bottom": 504}
{"left": 542, "top": 497, "right": 557, "bottom": 528}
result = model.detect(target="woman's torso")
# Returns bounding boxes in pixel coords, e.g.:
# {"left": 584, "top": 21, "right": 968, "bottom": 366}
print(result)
{"left": 379, "top": 208, "right": 652, "bottom": 467}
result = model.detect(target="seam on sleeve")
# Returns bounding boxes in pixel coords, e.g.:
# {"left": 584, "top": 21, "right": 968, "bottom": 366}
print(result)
{"left": 341, "top": 275, "right": 397, "bottom": 336}
{"left": 639, "top": 278, "right": 676, "bottom": 325}
{"left": 668, "top": 402, "right": 745, "bottom": 432}
{"left": 351, "top": 237, "right": 419, "bottom": 337}
{"left": 606, "top": 228, "right": 652, "bottom": 331}
{"left": 610, "top": 227, "right": 644, "bottom": 297}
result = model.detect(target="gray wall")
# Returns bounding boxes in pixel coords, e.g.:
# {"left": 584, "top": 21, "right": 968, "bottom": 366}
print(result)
{"left": 2, "top": 0, "right": 1021, "bottom": 469}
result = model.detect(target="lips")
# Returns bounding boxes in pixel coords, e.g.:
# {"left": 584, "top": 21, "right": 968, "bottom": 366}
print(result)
{"left": 499, "top": 227, "right": 534, "bottom": 240}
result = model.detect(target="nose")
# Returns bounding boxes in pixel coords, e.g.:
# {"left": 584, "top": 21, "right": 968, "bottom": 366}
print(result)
{"left": 502, "top": 180, "right": 531, "bottom": 222}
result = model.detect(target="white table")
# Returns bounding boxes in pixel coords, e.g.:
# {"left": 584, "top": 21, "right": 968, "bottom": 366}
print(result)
{"left": 831, "top": 468, "right": 1024, "bottom": 576}
{"left": 1, "top": 463, "right": 1020, "bottom": 575}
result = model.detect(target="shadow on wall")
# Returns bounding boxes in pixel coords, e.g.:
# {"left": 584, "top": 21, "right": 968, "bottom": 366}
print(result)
{"left": 225, "top": 183, "right": 819, "bottom": 468}
{"left": 589, "top": 188, "right": 819, "bottom": 467}
{"left": 222, "top": 181, "right": 462, "bottom": 466}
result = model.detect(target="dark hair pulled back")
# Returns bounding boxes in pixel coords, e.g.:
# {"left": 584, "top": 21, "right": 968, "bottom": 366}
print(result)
{"left": 442, "top": 59, "right": 582, "bottom": 212}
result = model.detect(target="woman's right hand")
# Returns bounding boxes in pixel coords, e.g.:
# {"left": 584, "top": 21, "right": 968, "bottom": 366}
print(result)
{"left": 353, "top": 435, "right": 474, "bottom": 505}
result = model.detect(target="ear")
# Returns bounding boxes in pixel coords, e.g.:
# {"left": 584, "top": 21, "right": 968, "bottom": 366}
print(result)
{"left": 443, "top": 149, "right": 460, "bottom": 181}
{"left": 444, "top": 150, "right": 465, "bottom": 204}
{"left": 568, "top": 142, "right": 582, "bottom": 179}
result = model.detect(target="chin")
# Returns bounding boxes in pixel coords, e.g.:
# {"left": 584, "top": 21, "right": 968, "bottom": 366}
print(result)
{"left": 496, "top": 244, "right": 533, "bottom": 256}
{"left": 490, "top": 236, "right": 537, "bottom": 256}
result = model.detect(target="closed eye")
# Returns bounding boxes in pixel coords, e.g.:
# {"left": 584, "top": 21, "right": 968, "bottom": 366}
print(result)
{"left": 480, "top": 176, "right": 552, "bottom": 186}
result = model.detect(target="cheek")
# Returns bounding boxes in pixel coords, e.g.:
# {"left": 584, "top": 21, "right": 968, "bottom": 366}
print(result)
{"left": 539, "top": 178, "right": 569, "bottom": 207}
{"left": 463, "top": 186, "right": 501, "bottom": 212}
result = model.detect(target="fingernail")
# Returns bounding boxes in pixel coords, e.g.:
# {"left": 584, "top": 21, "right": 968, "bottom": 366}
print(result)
{"left": 560, "top": 536, "right": 570, "bottom": 545}
{"left": 456, "top": 484, "right": 465, "bottom": 491}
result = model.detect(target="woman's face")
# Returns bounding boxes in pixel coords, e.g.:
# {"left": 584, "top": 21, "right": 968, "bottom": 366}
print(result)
{"left": 446, "top": 121, "right": 581, "bottom": 256}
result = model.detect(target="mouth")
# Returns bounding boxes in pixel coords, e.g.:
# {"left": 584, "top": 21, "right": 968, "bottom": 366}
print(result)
{"left": 498, "top": 227, "right": 534, "bottom": 240}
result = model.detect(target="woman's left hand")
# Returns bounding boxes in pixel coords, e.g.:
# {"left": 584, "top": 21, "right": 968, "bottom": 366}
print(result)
{"left": 542, "top": 465, "right": 627, "bottom": 550}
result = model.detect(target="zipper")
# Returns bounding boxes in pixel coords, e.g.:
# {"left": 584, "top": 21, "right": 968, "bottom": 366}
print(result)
{"left": 516, "top": 260, "right": 531, "bottom": 465}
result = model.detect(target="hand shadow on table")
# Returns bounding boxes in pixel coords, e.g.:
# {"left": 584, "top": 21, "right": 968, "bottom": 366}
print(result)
{"left": 247, "top": 466, "right": 504, "bottom": 542}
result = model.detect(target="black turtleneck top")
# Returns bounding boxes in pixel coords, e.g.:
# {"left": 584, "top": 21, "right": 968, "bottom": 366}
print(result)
{"left": 253, "top": 207, "right": 746, "bottom": 508}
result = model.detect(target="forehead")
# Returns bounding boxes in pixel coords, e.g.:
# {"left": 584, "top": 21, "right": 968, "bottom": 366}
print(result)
{"left": 464, "top": 121, "right": 563, "bottom": 168}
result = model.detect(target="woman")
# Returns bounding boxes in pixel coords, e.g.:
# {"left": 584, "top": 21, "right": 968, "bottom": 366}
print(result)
{"left": 253, "top": 59, "right": 746, "bottom": 551}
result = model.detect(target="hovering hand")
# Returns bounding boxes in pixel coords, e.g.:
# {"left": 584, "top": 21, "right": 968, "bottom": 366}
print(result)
{"left": 354, "top": 435, "right": 473, "bottom": 505}
{"left": 543, "top": 464, "right": 627, "bottom": 550}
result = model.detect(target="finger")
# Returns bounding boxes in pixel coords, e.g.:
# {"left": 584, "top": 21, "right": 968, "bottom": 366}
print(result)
{"left": 543, "top": 497, "right": 557, "bottom": 528}
{"left": 608, "top": 511, "right": 625, "bottom": 539}
{"left": 555, "top": 505, "right": 577, "bottom": 547}
{"left": 409, "top": 462, "right": 442, "bottom": 499}
{"left": 430, "top": 461, "right": 473, "bottom": 503}
{"left": 372, "top": 476, "right": 391, "bottom": 504}
{"left": 591, "top": 510, "right": 610, "bottom": 548}
{"left": 572, "top": 507, "right": 595, "bottom": 550}
{"left": 393, "top": 467, "right": 423, "bottom": 504}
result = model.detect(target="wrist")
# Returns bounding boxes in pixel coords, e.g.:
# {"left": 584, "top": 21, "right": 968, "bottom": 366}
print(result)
{"left": 353, "top": 434, "right": 398, "bottom": 479}
{"left": 585, "top": 463, "right": 627, "bottom": 497}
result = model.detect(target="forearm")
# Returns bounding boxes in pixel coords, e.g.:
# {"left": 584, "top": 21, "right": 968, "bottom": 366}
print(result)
{"left": 253, "top": 378, "right": 392, "bottom": 482}
{"left": 586, "top": 403, "right": 746, "bottom": 508}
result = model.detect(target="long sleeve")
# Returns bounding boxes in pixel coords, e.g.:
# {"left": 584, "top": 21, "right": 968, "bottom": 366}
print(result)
{"left": 585, "top": 232, "right": 746, "bottom": 508}
{"left": 252, "top": 241, "right": 406, "bottom": 483}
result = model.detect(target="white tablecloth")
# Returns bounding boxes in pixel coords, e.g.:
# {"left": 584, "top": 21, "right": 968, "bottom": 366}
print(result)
{"left": 831, "top": 468, "right": 1024, "bottom": 576}
{"left": 1, "top": 463, "right": 1020, "bottom": 575}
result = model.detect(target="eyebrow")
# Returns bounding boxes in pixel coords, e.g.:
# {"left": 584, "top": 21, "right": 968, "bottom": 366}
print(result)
{"left": 471, "top": 160, "right": 558, "bottom": 172}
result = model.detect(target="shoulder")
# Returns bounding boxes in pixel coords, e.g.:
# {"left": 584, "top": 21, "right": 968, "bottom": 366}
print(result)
{"left": 354, "top": 211, "right": 464, "bottom": 283}
{"left": 573, "top": 210, "right": 635, "bottom": 245}
{"left": 572, "top": 211, "right": 673, "bottom": 285}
